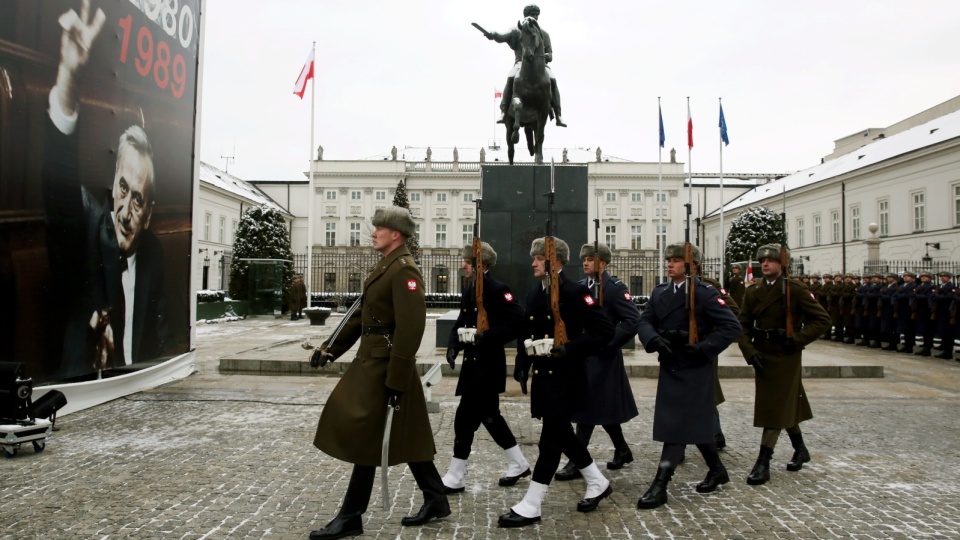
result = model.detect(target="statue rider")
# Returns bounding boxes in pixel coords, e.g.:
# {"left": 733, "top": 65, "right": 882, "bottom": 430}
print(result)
{"left": 484, "top": 4, "right": 566, "bottom": 127}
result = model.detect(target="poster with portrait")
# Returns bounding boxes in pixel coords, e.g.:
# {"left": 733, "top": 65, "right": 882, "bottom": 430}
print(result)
{"left": 0, "top": 0, "right": 199, "bottom": 383}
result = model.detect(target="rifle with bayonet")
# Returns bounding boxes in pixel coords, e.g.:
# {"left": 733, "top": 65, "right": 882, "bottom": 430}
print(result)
{"left": 473, "top": 174, "right": 489, "bottom": 333}
{"left": 684, "top": 202, "right": 699, "bottom": 344}
{"left": 545, "top": 159, "right": 568, "bottom": 346}
{"left": 593, "top": 197, "right": 604, "bottom": 307}
{"left": 781, "top": 198, "right": 794, "bottom": 338}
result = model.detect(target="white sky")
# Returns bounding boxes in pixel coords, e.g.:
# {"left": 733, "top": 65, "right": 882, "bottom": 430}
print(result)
{"left": 198, "top": 0, "right": 960, "bottom": 180}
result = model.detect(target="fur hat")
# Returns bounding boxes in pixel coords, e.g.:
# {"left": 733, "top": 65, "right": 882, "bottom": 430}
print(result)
{"left": 664, "top": 242, "right": 702, "bottom": 265}
{"left": 530, "top": 237, "right": 570, "bottom": 265}
{"left": 756, "top": 243, "right": 787, "bottom": 262}
{"left": 579, "top": 243, "right": 612, "bottom": 263}
{"left": 460, "top": 241, "right": 497, "bottom": 267}
{"left": 371, "top": 206, "right": 415, "bottom": 238}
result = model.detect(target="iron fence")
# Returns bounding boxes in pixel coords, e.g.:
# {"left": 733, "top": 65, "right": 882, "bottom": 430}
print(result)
{"left": 862, "top": 259, "right": 960, "bottom": 278}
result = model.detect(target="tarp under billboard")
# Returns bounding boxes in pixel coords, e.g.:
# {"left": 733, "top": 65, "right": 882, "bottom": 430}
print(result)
{"left": 0, "top": 0, "right": 200, "bottom": 385}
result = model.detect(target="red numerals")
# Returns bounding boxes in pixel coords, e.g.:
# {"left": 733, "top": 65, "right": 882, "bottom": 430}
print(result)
{"left": 118, "top": 15, "right": 188, "bottom": 99}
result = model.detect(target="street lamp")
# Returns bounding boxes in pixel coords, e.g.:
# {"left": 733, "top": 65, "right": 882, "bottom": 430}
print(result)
{"left": 200, "top": 248, "right": 210, "bottom": 289}
{"left": 922, "top": 242, "right": 940, "bottom": 264}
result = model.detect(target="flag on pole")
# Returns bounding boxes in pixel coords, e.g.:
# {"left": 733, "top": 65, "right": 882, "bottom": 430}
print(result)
{"left": 719, "top": 103, "right": 730, "bottom": 145}
{"left": 687, "top": 101, "right": 694, "bottom": 149}
{"left": 746, "top": 260, "right": 754, "bottom": 283}
{"left": 658, "top": 104, "right": 665, "bottom": 148}
{"left": 495, "top": 89, "right": 502, "bottom": 98}
{"left": 293, "top": 48, "right": 315, "bottom": 99}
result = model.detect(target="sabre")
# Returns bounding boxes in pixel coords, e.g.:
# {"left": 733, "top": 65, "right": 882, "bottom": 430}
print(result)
{"left": 302, "top": 296, "right": 362, "bottom": 367}
{"left": 381, "top": 394, "right": 399, "bottom": 510}
{"left": 471, "top": 22, "right": 491, "bottom": 36}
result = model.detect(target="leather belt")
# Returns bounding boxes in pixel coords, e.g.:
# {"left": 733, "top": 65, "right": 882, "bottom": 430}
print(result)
{"left": 362, "top": 324, "right": 395, "bottom": 335}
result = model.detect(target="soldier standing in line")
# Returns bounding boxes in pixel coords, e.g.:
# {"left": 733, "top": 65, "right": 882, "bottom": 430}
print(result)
{"left": 818, "top": 275, "right": 832, "bottom": 339}
{"left": 727, "top": 264, "right": 746, "bottom": 306}
{"left": 879, "top": 273, "right": 901, "bottom": 351}
{"left": 950, "top": 287, "right": 960, "bottom": 361}
{"left": 913, "top": 271, "right": 936, "bottom": 356}
{"left": 864, "top": 273, "right": 884, "bottom": 348}
{"left": 308, "top": 207, "right": 449, "bottom": 540}
{"left": 635, "top": 243, "right": 741, "bottom": 509}
{"left": 736, "top": 244, "right": 831, "bottom": 486}
{"left": 498, "top": 237, "right": 615, "bottom": 528}
{"left": 441, "top": 242, "right": 531, "bottom": 494}
{"left": 853, "top": 275, "right": 870, "bottom": 346}
{"left": 554, "top": 243, "right": 639, "bottom": 482}
{"left": 894, "top": 271, "right": 918, "bottom": 353}
{"left": 808, "top": 275, "right": 822, "bottom": 307}
{"left": 933, "top": 271, "right": 957, "bottom": 359}
{"left": 839, "top": 274, "right": 857, "bottom": 344}
{"left": 827, "top": 274, "right": 845, "bottom": 342}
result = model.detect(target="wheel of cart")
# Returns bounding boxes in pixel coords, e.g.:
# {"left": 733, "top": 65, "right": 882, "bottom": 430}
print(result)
{"left": 2, "top": 445, "right": 17, "bottom": 458}
{"left": 32, "top": 440, "right": 45, "bottom": 452}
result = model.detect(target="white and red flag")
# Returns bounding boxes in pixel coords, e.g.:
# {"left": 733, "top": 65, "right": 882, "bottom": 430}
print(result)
{"left": 687, "top": 101, "right": 694, "bottom": 149}
{"left": 746, "top": 260, "right": 754, "bottom": 282}
{"left": 293, "top": 48, "right": 315, "bottom": 99}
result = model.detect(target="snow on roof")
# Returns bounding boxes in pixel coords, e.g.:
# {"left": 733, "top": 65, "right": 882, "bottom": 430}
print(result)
{"left": 361, "top": 146, "right": 632, "bottom": 164}
{"left": 712, "top": 109, "right": 960, "bottom": 216}
{"left": 199, "top": 162, "right": 291, "bottom": 216}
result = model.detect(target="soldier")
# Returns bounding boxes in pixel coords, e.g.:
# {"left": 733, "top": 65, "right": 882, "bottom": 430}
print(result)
{"left": 864, "top": 273, "right": 884, "bottom": 348}
{"left": 309, "top": 207, "right": 449, "bottom": 540}
{"left": 933, "top": 271, "right": 956, "bottom": 360}
{"left": 498, "top": 237, "right": 615, "bottom": 528}
{"left": 838, "top": 274, "right": 857, "bottom": 344}
{"left": 818, "top": 274, "right": 833, "bottom": 339}
{"left": 441, "top": 242, "right": 531, "bottom": 494}
{"left": 808, "top": 275, "right": 822, "bottom": 305}
{"left": 737, "top": 243, "right": 831, "bottom": 486}
{"left": 635, "top": 243, "right": 741, "bottom": 509}
{"left": 894, "top": 271, "right": 918, "bottom": 353}
{"left": 879, "top": 273, "right": 901, "bottom": 351}
{"left": 913, "top": 272, "right": 936, "bottom": 356}
{"left": 853, "top": 275, "right": 870, "bottom": 346}
{"left": 288, "top": 274, "right": 307, "bottom": 321}
{"left": 826, "top": 274, "right": 845, "bottom": 342}
{"left": 554, "top": 243, "right": 639, "bottom": 481}
{"left": 727, "top": 264, "right": 746, "bottom": 306}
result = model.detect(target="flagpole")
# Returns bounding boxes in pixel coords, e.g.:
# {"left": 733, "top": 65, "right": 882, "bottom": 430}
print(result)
{"left": 657, "top": 97, "right": 664, "bottom": 285}
{"left": 719, "top": 97, "right": 724, "bottom": 284}
{"left": 306, "top": 41, "right": 316, "bottom": 301}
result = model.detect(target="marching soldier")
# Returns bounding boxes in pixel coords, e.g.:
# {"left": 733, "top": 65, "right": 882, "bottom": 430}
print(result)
{"left": 736, "top": 244, "right": 831, "bottom": 486}
{"left": 933, "top": 271, "right": 956, "bottom": 359}
{"left": 727, "top": 264, "right": 746, "bottom": 306}
{"left": 309, "top": 207, "right": 449, "bottom": 540}
{"left": 879, "top": 273, "right": 900, "bottom": 351}
{"left": 894, "top": 271, "right": 918, "bottom": 353}
{"left": 913, "top": 271, "right": 936, "bottom": 356}
{"left": 441, "top": 242, "right": 531, "bottom": 494}
{"left": 635, "top": 243, "right": 741, "bottom": 509}
{"left": 554, "top": 243, "right": 640, "bottom": 481}
{"left": 498, "top": 237, "right": 615, "bottom": 528}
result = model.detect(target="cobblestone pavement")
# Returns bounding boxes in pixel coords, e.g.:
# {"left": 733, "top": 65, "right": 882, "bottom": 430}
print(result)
{"left": 2, "top": 316, "right": 959, "bottom": 539}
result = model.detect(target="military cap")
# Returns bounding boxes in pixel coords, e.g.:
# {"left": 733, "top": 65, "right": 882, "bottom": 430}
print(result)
{"left": 885, "top": 273, "right": 898, "bottom": 280}
{"left": 756, "top": 243, "right": 787, "bottom": 262}
{"left": 938, "top": 271, "right": 954, "bottom": 278}
{"left": 664, "top": 242, "right": 702, "bottom": 265}
{"left": 371, "top": 206, "right": 415, "bottom": 238}
{"left": 810, "top": 274, "right": 820, "bottom": 280}
{"left": 530, "top": 237, "right": 570, "bottom": 265}
{"left": 461, "top": 241, "right": 497, "bottom": 267}
{"left": 902, "top": 271, "right": 917, "bottom": 278}
{"left": 579, "top": 243, "right": 612, "bottom": 263}
{"left": 919, "top": 271, "right": 933, "bottom": 278}
{"left": 730, "top": 263, "right": 742, "bottom": 271}
{"left": 843, "top": 273, "right": 854, "bottom": 279}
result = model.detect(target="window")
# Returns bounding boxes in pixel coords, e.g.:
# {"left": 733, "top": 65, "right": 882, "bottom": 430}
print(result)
{"left": 325, "top": 222, "right": 336, "bottom": 246}
{"left": 656, "top": 225, "right": 667, "bottom": 250}
{"left": 204, "top": 212, "right": 211, "bottom": 240}
{"left": 797, "top": 218, "right": 805, "bottom": 248}
{"left": 218, "top": 216, "right": 225, "bottom": 243}
{"left": 415, "top": 224, "right": 421, "bottom": 242}
{"left": 324, "top": 272, "right": 336, "bottom": 293}
{"left": 435, "top": 224, "right": 447, "bottom": 247}
{"left": 631, "top": 192, "right": 641, "bottom": 202}
{"left": 463, "top": 224, "right": 472, "bottom": 246}
{"left": 813, "top": 214, "right": 821, "bottom": 245}
{"left": 350, "top": 190, "right": 361, "bottom": 200}
{"left": 912, "top": 191, "right": 925, "bottom": 232}
{"left": 605, "top": 225, "right": 617, "bottom": 249}
{"left": 630, "top": 225, "right": 642, "bottom": 249}
{"left": 232, "top": 220, "right": 238, "bottom": 241}
{"left": 436, "top": 192, "right": 447, "bottom": 203}
{"left": 955, "top": 185, "right": 960, "bottom": 226}
{"left": 606, "top": 192, "right": 617, "bottom": 202}
{"left": 831, "top": 210, "right": 840, "bottom": 243}
{"left": 463, "top": 192, "right": 474, "bottom": 202}
{"left": 349, "top": 222, "right": 361, "bottom": 247}
{"left": 325, "top": 190, "right": 337, "bottom": 200}
{"left": 375, "top": 190, "right": 386, "bottom": 201}
{"left": 879, "top": 200, "right": 889, "bottom": 236}
{"left": 851, "top": 206, "right": 861, "bottom": 240}
{"left": 410, "top": 192, "right": 421, "bottom": 202}
{"left": 656, "top": 192, "right": 667, "bottom": 203}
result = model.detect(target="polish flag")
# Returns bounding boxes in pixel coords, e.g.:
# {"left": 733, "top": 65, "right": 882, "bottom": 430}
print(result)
{"left": 495, "top": 89, "right": 502, "bottom": 98}
{"left": 687, "top": 101, "right": 694, "bottom": 149}
{"left": 746, "top": 260, "right": 754, "bottom": 283}
{"left": 293, "top": 49, "right": 314, "bottom": 99}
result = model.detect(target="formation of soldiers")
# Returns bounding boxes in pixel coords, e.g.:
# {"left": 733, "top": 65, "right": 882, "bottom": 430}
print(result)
{"left": 801, "top": 271, "right": 959, "bottom": 360}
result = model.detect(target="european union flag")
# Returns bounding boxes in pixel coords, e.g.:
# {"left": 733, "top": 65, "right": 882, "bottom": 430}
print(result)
{"left": 719, "top": 103, "right": 730, "bottom": 146}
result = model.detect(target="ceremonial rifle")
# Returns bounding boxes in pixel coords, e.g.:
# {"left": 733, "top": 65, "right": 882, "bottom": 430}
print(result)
{"left": 593, "top": 197, "right": 604, "bottom": 306}
{"left": 781, "top": 191, "right": 794, "bottom": 337}
{"left": 684, "top": 201, "right": 699, "bottom": 344}
{"left": 545, "top": 159, "right": 568, "bottom": 346}
{"left": 473, "top": 169, "right": 489, "bottom": 333}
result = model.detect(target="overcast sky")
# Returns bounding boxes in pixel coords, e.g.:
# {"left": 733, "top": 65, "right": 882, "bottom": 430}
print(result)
{"left": 198, "top": 0, "right": 960, "bottom": 181}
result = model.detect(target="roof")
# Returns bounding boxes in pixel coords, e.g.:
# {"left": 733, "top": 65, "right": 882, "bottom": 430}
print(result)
{"left": 711, "top": 108, "right": 960, "bottom": 216}
{"left": 361, "top": 146, "right": 632, "bottom": 164}
{"left": 199, "top": 162, "right": 292, "bottom": 216}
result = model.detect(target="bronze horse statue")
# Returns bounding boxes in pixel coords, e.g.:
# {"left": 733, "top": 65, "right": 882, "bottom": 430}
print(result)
{"left": 505, "top": 17, "right": 551, "bottom": 165}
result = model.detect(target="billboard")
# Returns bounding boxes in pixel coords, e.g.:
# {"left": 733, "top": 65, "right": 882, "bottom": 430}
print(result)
{"left": 0, "top": 0, "right": 200, "bottom": 383}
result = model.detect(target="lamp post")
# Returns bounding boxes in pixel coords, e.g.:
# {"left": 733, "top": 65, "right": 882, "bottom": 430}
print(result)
{"left": 214, "top": 251, "right": 225, "bottom": 290}
{"left": 200, "top": 248, "right": 210, "bottom": 289}
{"left": 922, "top": 242, "right": 940, "bottom": 265}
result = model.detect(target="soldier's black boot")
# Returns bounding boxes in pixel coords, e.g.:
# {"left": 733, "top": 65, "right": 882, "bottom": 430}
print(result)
{"left": 637, "top": 467, "right": 673, "bottom": 509}
{"left": 786, "top": 433, "right": 811, "bottom": 472}
{"left": 715, "top": 431, "right": 727, "bottom": 451}
{"left": 695, "top": 449, "right": 729, "bottom": 493}
{"left": 746, "top": 446, "right": 773, "bottom": 486}
{"left": 856, "top": 338, "right": 870, "bottom": 347}
{"left": 554, "top": 460, "right": 581, "bottom": 481}
{"left": 606, "top": 445, "right": 634, "bottom": 470}
{"left": 843, "top": 336, "right": 856, "bottom": 344}
{"left": 309, "top": 515, "right": 362, "bottom": 540}
{"left": 916, "top": 347, "right": 932, "bottom": 357}
{"left": 898, "top": 344, "right": 913, "bottom": 354}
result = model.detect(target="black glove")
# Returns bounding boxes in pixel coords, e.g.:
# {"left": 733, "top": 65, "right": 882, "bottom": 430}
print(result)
{"left": 549, "top": 345, "right": 568, "bottom": 359}
{"left": 747, "top": 354, "right": 766, "bottom": 375}
{"left": 683, "top": 343, "right": 708, "bottom": 361}
{"left": 310, "top": 348, "right": 334, "bottom": 368}
{"left": 386, "top": 387, "right": 402, "bottom": 408}
{"left": 445, "top": 348, "right": 458, "bottom": 370}
{"left": 513, "top": 363, "right": 529, "bottom": 395}
{"left": 646, "top": 336, "right": 673, "bottom": 357}
{"left": 473, "top": 331, "right": 485, "bottom": 346}
{"left": 783, "top": 336, "right": 797, "bottom": 352}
